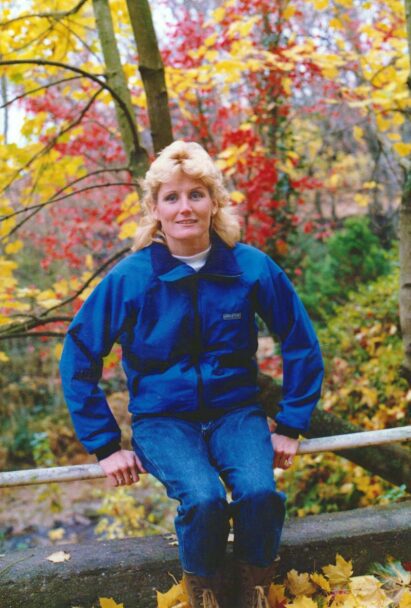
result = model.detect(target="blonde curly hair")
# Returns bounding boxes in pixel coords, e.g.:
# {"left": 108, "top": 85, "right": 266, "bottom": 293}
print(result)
{"left": 132, "top": 140, "right": 241, "bottom": 251}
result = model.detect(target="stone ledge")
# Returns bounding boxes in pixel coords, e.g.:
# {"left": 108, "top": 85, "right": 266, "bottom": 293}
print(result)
{"left": 0, "top": 501, "right": 410, "bottom": 608}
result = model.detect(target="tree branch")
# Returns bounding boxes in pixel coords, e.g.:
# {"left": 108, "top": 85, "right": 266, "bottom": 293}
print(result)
{"left": 0, "top": 247, "right": 131, "bottom": 338}
{"left": 0, "top": 59, "right": 144, "bottom": 172}
{"left": 0, "top": 0, "right": 89, "bottom": 28}
{"left": 0, "top": 86, "right": 103, "bottom": 203}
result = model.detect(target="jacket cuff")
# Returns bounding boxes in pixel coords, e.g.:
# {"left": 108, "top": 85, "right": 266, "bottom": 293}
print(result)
{"left": 94, "top": 441, "right": 121, "bottom": 461}
{"left": 273, "top": 421, "right": 300, "bottom": 439}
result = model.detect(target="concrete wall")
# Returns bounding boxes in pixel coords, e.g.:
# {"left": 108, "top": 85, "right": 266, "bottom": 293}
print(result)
{"left": 0, "top": 501, "right": 410, "bottom": 608}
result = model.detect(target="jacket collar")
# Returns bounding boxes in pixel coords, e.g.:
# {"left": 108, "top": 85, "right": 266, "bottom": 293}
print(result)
{"left": 150, "top": 233, "right": 242, "bottom": 282}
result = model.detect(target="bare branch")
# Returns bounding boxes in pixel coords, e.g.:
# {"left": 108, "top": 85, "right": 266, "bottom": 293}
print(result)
{"left": 0, "top": 76, "right": 82, "bottom": 110}
{"left": 1, "top": 166, "right": 128, "bottom": 218}
{"left": 0, "top": 332, "right": 66, "bottom": 340}
{"left": 0, "top": 247, "right": 131, "bottom": 339}
{"left": 1, "top": 180, "right": 134, "bottom": 221}
{"left": 0, "top": 59, "right": 144, "bottom": 170}
{"left": 0, "top": 86, "right": 103, "bottom": 200}
{"left": 0, "top": 0, "right": 89, "bottom": 28}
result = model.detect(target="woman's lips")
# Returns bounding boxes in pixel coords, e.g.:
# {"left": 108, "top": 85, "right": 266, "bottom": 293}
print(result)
{"left": 177, "top": 220, "right": 197, "bottom": 224}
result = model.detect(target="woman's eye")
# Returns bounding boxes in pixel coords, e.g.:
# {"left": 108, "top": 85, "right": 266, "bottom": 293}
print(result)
{"left": 165, "top": 193, "right": 177, "bottom": 202}
{"left": 191, "top": 190, "right": 204, "bottom": 200}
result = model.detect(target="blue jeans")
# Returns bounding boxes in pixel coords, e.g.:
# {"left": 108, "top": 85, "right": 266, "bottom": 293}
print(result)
{"left": 131, "top": 404, "right": 286, "bottom": 577}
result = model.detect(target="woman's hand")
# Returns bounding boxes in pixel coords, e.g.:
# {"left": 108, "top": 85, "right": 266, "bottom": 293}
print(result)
{"left": 99, "top": 449, "right": 147, "bottom": 487}
{"left": 271, "top": 434, "right": 299, "bottom": 470}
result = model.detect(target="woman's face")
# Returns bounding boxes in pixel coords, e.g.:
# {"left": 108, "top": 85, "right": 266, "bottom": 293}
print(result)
{"left": 154, "top": 171, "right": 216, "bottom": 256}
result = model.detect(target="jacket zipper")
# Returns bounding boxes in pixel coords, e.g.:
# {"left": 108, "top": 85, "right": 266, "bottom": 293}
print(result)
{"left": 192, "top": 277, "right": 206, "bottom": 412}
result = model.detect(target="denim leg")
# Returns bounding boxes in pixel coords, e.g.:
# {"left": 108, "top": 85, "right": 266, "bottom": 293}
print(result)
{"left": 131, "top": 416, "right": 230, "bottom": 576}
{"left": 208, "top": 405, "right": 286, "bottom": 567}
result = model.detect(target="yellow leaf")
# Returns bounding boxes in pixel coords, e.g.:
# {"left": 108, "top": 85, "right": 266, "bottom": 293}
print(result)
{"left": 353, "top": 126, "right": 363, "bottom": 142}
{"left": 157, "top": 581, "right": 188, "bottom": 608}
{"left": 393, "top": 142, "right": 411, "bottom": 157}
{"left": 212, "top": 6, "right": 226, "bottom": 23}
{"left": 322, "top": 554, "right": 353, "bottom": 588}
{"left": 287, "top": 569, "right": 317, "bottom": 596}
{"left": 268, "top": 583, "right": 287, "bottom": 605}
{"left": 283, "top": 5, "right": 297, "bottom": 19}
{"left": 119, "top": 220, "right": 138, "bottom": 240}
{"left": 204, "top": 34, "right": 217, "bottom": 47}
{"left": 330, "top": 17, "right": 344, "bottom": 30}
{"left": 375, "top": 115, "right": 392, "bottom": 132}
{"left": 354, "top": 193, "right": 370, "bottom": 207}
{"left": 5, "top": 240, "right": 23, "bottom": 254}
{"left": 287, "top": 596, "right": 318, "bottom": 607}
{"left": 231, "top": 190, "right": 245, "bottom": 203}
{"left": 310, "top": 572, "right": 331, "bottom": 592}
{"left": 85, "top": 254, "right": 94, "bottom": 270}
{"left": 312, "top": 0, "right": 328, "bottom": 9}
{"left": 399, "top": 590, "right": 411, "bottom": 608}
{"left": 54, "top": 343, "right": 63, "bottom": 360}
{"left": 349, "top": 576, "right": 391, "bottom": 608}
{"left": 99, "top": 599, "right": 124, "bottom": 608}
{"left": 46, "top": 551, "right": 71, "bottom": 563}
{"left": 0, "top": 351, "right": 9, "bottom": 362}
{"left": 228, "top": 16, "right": 260, "bottom": 38}
{"left": 48, "top": 527, "right": 65, "bottom": 541}
{"left": 329, "top": 593, "right": 358, "bottom": 607}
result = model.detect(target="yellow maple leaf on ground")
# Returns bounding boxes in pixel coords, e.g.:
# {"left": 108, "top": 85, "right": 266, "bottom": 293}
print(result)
{"left": 349, "top": 576, "right": 391, "bottom": 608}
{"left": 99, "top": 599, "right": 124, "bottom": 608}
{"left": 322, "top": 554, "right": 353, "bottom": 588}
{"left": 287, "top": 595, "right": 318, "bottom": 607}
{"left": 328, "top": 591, "right": 358, "bottom": 608}
{"left": 399, "top": 590, "right": 411, "bottom": 608}
{"left": 157, "top": 580, "right": 189, "bottom": 608}
{"left": 268, "top": 583, "right": 287, "bottom": 606}
{"left": 310, "top": 572, "right": 331, "bottom": 593}
{"left": 286, "top": 570, "right": 316, "bottom": 596}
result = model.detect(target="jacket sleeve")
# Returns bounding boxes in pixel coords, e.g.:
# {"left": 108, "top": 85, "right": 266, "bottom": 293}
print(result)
{"left": 59, "top": 270, "right": 130, "bottom": 455}
{"left": 255, "top": 255, "right": 324, "bottom": 436}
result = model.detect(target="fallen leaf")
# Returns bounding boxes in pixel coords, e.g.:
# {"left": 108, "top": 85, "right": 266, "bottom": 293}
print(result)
{"left": 46, "top": 551, "right": 71, "bottom": 563}
{"left": 268, "top": 583, "right": 287, "bottom": 606}
{"left": 287, "top": 595, "right": 318, "bottom": 607}
{"left": 99, "top": 599, "right": 124, "bottom": 608}
{"left": 349, "top": 577, "right": 391, "bottom": 608}
{"left": 310, "top": 572, "right": 331, "bottom": 593}
{"left": 399, "top": 590, "right": 411, "bottom": 608}
{"left": 286, "top": 569, "right": 316, "bottom": 596}
{"left": 329, "top": 591, "right": 358, "bottom": 607}
{"left": 157, "top": 581, "right": 188, "bottom": 608}
{"left": 48, "top": 527, "right": 65, "bottom": 541}
{"left": 323, "top": 554, "right": 353, "bottom": 588}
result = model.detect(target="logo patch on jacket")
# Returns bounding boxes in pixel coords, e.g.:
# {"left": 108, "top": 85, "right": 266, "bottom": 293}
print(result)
{"left": 223, "top": 312, "right": 242, "bottom": 320}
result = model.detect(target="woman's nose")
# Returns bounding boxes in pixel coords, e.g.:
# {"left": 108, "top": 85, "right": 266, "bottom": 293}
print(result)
{"left": 179, "top": 196, "right": 192, "bottom": 212}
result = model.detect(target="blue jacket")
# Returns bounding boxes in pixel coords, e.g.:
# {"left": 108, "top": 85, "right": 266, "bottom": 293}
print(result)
{"left": 60, "top": 234, "right": 324, "bottom": 456}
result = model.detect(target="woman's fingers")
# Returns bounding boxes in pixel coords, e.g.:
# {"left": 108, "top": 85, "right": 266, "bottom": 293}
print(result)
{"left": 271, "top": 433, "right": 299, "bottom": 470}
{"left": 100, "top": 450, "right": 146, "bottom": 486}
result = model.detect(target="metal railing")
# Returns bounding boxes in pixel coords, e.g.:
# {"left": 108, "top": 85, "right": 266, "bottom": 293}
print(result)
{"left": 0, "top": 426, "right": 410, "bottom": 488}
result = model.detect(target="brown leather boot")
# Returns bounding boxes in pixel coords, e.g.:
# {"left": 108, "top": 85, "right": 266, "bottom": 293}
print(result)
{"left": 183, "top": 572, "right": 222, "bottom": 608}
{"left": 234, "top": 560, "right": 278, "bottom": 608}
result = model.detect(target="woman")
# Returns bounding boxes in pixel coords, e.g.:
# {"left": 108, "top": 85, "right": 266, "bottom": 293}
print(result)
{"left": 60, "top": 140, "right": 324, "bottom": 608}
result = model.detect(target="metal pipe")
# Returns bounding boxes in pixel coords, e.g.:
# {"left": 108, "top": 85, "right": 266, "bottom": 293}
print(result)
{"left": 0, "top": 426, "right": 410, "bottom": 488}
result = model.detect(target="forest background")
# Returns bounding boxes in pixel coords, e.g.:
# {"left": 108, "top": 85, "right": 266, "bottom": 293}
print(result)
{"left": 0, "top": 0, "right": 410, "bottom": 551}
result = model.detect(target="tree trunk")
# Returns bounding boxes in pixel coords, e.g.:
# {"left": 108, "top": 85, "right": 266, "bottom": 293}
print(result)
{"left": 258, "top": 373, "right": 411, "bottom": 491}
{"left": 1, "top": 71, "right": 8, "bottom": 144}
{"left": 92, "top": 0, "right": 148, "bottom": 179}
{"left": 125, "top": 0, "right": 173, "bottom": 154}
{"left": 401, "top": 0, "right": 411, "bottom": 384}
